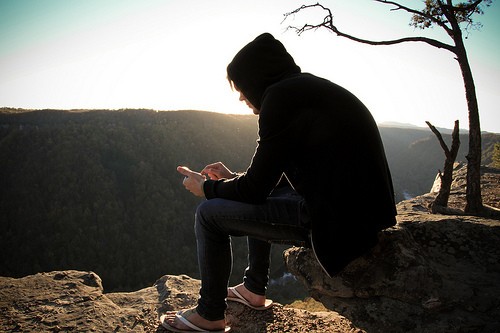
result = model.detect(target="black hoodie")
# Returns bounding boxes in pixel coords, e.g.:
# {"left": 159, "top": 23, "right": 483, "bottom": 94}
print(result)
{"left": 226, "top": 33, "right": 301, "bottom": 110}
{"left": 204, "top": 33, "right": 397, "bottom": 276}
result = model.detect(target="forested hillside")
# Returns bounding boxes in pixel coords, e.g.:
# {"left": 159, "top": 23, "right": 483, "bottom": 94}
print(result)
{"left": 0, "top": 109, "right": 260, "bottom": 292}
{"left": 0, "top": 108, "right": 498, "bottom": 296}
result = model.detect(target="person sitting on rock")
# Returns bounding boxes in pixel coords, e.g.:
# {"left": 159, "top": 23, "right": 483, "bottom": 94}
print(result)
{"left": 163, "top": 32, "right": 397, "bottom": 333}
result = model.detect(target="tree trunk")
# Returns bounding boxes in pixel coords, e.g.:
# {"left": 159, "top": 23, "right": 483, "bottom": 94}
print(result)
{"left": 453, "top": 34, "right": 483, "bottom": 214}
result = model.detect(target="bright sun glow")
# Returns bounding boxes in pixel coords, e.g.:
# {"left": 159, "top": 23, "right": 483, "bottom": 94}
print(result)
{"left": 1, "top": 0, "right": 499, "bottom": 133}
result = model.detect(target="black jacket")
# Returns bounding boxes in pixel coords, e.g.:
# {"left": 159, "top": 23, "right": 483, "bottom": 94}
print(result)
{"left": 204, "top": 33, "right": 397, "bottom": 276}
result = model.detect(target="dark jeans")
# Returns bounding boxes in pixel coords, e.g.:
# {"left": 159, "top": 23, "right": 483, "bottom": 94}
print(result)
{"left": 194, "top": 187, "right": 310, "bottom": 321}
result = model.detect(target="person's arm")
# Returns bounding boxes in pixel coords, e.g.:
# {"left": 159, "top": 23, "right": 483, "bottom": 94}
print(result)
{"left": 203, "top": 90, "right": 293, "bottom": 203}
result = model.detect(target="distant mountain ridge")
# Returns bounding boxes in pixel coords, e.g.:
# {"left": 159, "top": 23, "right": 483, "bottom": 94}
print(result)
{"left": 380, "top": 120, "right": 500, "bottom": 135}
{"left": 380, "top": 121, "right": 465, "bottom": 135}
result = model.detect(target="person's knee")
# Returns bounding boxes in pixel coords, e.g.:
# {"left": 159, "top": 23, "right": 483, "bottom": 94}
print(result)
{"left": 196, "top": 199, "right": 220, "bottom": 221}
{"left": 195, "top": 199, "right": 222, "bottom": 233}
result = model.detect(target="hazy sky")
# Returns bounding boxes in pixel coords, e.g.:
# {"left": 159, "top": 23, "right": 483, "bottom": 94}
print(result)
{"left": 1, "top": 0, "right": 499, "bottom": 133}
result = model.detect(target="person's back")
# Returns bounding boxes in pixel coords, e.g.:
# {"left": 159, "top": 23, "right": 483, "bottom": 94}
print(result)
{"left": 258, "top": 71, "right": 397, "bottom": 275}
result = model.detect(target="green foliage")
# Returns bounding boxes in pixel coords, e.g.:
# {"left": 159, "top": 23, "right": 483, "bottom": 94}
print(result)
{"left": 410, "top": 0, "right": 492, "bottom": 30}
{"left": 492, "top": 143, "right": 500, "bottom": 168}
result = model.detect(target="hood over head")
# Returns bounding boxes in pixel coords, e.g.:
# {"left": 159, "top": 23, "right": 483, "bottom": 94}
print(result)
{"left": 227, "top": 33, "right": 301, "bottom": 110}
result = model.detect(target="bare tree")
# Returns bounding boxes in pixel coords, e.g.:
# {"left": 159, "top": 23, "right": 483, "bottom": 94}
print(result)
{"left": 284, "top": 0, "right": 493, "bottom": 216}
{"left": 426, "top": 120, "right": 461, "bottom": 214}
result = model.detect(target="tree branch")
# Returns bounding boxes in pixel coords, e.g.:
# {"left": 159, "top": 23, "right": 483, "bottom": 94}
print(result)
{"left": 445, "top": 0, "right": 483, "bottom": 13}
{"left": 426, "top": 121, "right": 451, "bottom": 157}
{"left": 374, "top": 0, "right": 452, "bottom": 33}
{"left": 284, "top": 3, "right": 456, "bottom": 53}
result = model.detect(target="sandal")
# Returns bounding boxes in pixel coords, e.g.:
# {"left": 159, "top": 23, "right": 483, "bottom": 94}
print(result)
{"left": 160, "top": 308, "right": 230, "bottom": 333}
{"left": 227, "top": 287, "right": 273, "bottom": 310}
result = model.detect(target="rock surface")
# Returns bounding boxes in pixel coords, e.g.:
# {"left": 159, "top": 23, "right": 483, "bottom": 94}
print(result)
{"left": 285, "top": 166, "right": 500, "bottom": 333}
{"left": 0, "top": 270, "right": 362, "bottom": 332}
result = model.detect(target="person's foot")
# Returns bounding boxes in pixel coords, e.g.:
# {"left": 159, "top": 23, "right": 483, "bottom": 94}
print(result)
{"left": 227, "top": 283, "right": 271, "bottom": 309}
{"left": 161, "top": 307, "right": 228, "bottom": 332}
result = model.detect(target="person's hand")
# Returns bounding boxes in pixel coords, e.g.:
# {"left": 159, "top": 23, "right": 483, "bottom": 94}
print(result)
{"left": 177, "top": 166, "right": 206, "bottom": 197}
{"left": 201, "top": 162, "right": 234, "bottom": 180}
